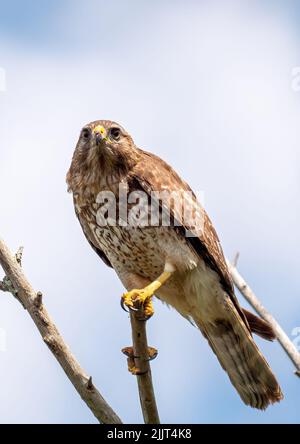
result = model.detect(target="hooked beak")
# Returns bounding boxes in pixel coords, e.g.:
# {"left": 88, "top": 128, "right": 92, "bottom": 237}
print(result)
{"left": 93, "top": 125, "right": 108, "bottom": 146}
{"left": 95, "top": 132, "right": 104, "bottom": 146}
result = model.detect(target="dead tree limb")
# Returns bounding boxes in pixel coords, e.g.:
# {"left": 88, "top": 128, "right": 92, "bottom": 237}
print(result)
{"left": 227, "top": 258, "right": 300, "bottom": 377}
{"left": 0, "top": 238, "right": 122, "bottom": 424}
{"left": 123, "top": 311, "right": 160, "bottom": 424}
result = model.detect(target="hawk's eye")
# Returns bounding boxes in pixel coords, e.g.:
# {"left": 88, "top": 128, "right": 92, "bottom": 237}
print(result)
{"left": 110, "top": 127, "right": 121, "bottom": 141}
{"left": 81, "top": 128, "right": 91, "bottom": 141}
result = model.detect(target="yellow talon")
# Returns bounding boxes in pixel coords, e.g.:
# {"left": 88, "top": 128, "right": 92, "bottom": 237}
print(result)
{"left": 122, "top": 291, "right": 135, "bottom": 309}
{"left": 143, "top": 298, "right": 154, "bottom": 318}
{"left": 121, "top": 288, "right": 154, "bottom": 318}
{"left": 121, "top": 346, "right": 158, "bottom": 374}
{"left": 120, "top": 270, "right": 173, "bottom": 319}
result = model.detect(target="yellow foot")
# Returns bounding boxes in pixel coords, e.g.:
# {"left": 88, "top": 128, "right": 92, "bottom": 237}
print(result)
{"left": 121, "top": 271, "right": 173, "bottom": 319}
{"left": 121, "top": 288, "right": 155, "bottom": 319}
{"left": 121, "top": 346, "right": 158, "bottom": 375}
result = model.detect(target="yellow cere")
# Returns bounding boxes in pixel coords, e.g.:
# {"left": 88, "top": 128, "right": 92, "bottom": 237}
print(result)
{"left": 93, "top": 125, "right": 107, "bottom": 137}
{"left": 92, "top": 125, "right": 112, "bottom": 143}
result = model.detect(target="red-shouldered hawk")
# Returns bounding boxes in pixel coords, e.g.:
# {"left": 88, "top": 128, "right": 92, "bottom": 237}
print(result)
{"left": 67, "top": 120, "right": 283, "bottom": 409}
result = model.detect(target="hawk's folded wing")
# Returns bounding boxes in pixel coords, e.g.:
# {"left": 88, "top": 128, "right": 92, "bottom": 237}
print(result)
{"left": 130, "top": 148, "right": 250, "bottom": 330}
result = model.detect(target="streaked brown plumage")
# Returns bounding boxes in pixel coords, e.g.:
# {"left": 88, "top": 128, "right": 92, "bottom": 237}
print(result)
{"left": 67, "top": 119, "right": 283, "bottom": 409}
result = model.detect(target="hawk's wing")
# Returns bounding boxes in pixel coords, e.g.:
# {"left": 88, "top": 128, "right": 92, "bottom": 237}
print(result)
{"left": 130, "top": 148, "right": 249, "bottom": 328}
{"left": 129, "top": 150, "right": 283, "bottom": 409}
{"left": 74, "top": 203, "right": 112, "bottom": 268}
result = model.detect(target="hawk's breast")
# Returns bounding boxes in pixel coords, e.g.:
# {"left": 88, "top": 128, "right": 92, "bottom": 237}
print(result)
{"left": 75, "top": 186, "right": 199, "bottom": 281}
{"left": 91, "top": 222, "right": 198, "bottom": 280}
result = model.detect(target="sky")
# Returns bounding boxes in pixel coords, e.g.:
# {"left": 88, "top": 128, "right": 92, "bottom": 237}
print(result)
{"left": 0, "top": 0, "right": 300, "bottom": 424}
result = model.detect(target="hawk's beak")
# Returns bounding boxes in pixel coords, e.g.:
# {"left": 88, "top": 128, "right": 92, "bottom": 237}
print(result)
{"left": 93, "top": 125, "right": 107, "bottom": 146}
{"left": 95, "top": 132, "right": 104, "bottom": 146}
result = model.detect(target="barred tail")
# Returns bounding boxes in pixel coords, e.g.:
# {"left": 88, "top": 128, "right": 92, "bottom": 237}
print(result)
{"left": 195, "top": 311, "right": 283, "bottom": 409}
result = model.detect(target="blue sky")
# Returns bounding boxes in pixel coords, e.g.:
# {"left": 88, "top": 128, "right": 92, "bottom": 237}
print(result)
{"left": 0, "top": 0, "right": 299, "bottom": 423}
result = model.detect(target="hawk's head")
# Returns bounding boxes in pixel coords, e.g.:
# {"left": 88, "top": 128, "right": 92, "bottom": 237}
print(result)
{"left": 67, "top": 120, "right": 138, "bottom": 193}
{"left": 77, "top": 120, "right": 135, "bottom": 164}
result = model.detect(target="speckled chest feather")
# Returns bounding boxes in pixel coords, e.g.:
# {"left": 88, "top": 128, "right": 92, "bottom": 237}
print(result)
{"left": 74, "top": 177, "right": 198, "bottom": 282}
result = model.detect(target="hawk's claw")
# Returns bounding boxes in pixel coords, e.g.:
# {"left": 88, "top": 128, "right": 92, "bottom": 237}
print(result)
{"left": 122, "top": 346, "right": 158, "bottom": 374}
{"left": 121, "top": 288, "right": 155, "bottom": 319}
{"left": 145, "top": 347, "right": 158, "bottom": 361}
{"left": 135, "top": 312, "right": 153, "bottom": 322}
{"left": 120, "top": 298, "right": 139, "bottom": 313}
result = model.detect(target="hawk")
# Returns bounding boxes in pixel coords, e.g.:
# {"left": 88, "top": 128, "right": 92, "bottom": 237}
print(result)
{"left": 67, "top": 120, "right": 283, "bottom": 409}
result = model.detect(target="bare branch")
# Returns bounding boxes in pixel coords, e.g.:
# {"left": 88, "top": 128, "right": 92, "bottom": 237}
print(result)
{"left": 0, "top": 238, "right": 122, "bottom": 424}
{"left": 129, "top": 311, "right": 160, "bottom": 424}
{"left": 226, "top": 258, "right": 300, "bottom": 376}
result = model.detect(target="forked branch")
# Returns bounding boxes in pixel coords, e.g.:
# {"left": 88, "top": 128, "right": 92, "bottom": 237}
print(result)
{"left": 0, "top": 238, "right": 122, "bottom": 424}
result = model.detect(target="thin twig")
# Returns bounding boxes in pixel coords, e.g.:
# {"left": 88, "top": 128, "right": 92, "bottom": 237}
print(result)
{"left": 0, "top": 238, "right": 122, "bottom": 424}
{"left": 129, "top": 311, "right": 160, "bottom": 424}
{"left": 226, "top": 257, "right": 300, "bottom": 376}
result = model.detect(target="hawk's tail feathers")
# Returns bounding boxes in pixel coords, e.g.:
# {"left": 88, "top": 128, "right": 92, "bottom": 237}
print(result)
{"left": 195, "top": 313, "right": 283, "bottom": 409}
{"left": 242, "top": 308, "right": 276, "bottom": 341}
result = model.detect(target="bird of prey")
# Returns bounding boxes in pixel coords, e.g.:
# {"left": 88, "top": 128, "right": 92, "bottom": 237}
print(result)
{"left": 67, "top": 120, "right": 283, "bottom": 409}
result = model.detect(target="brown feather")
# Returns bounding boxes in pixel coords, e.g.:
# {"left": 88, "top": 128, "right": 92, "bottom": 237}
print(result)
{"left": 242, "top": 309, "right": 276, "bottom": 341}
{"left": 195, "top": 299, "right": 283, "bottom": 409}
{"left": 130, "top": 149, "right": 251, "bottom": 331}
